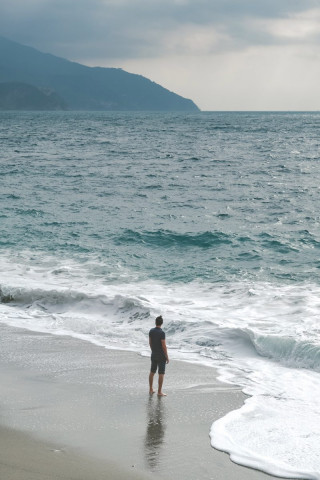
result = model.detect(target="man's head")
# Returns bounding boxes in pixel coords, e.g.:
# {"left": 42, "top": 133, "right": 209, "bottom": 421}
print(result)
{"left": 155, "top": 315, "right": 163, "bottom": 326}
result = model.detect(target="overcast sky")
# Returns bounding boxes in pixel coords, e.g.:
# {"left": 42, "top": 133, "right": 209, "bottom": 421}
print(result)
{"left": 1, "top": 0, "right": 320, "bottom": 110}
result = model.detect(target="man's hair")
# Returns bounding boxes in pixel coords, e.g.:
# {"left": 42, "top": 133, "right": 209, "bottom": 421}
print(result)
{"left": 155, "top": 315, "right": 163, "bottom": 326}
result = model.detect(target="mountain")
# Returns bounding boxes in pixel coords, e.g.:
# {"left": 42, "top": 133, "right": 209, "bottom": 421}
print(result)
{"left": 0, "top": 36, "right": 199, "bottom": 111}
{"left": 0, "top": 82, "right": 67, "bottom": 110}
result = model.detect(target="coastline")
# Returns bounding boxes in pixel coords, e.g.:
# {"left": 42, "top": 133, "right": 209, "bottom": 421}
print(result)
{"left": 0, "top": 323, "right": 287, "bottom": 480}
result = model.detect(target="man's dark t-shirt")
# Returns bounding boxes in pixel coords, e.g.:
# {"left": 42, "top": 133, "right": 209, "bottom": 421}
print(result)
{"left": 149, "top": 327, "right": 166, "bottom": 360}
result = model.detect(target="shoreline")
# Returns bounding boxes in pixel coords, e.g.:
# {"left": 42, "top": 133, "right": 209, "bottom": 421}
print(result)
{"left": 0, "top": 322, "right": 287, "bottom": 480}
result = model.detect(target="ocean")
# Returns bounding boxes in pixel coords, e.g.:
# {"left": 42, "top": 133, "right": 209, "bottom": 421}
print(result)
{"left": 1, "top": 110, "right": 320, "bottom": 479}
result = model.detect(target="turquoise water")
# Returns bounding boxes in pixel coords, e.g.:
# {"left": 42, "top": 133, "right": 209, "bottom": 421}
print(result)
{"left": 1, "top": 111, "right": 320, "bottom": 283}
{"left": 1, "top": 111, "right": 320, "bottom": 479}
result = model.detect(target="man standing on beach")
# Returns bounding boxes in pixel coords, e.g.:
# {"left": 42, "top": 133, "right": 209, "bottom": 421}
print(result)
{"left": 149, "top": 315, "right": 169, "bottom": 396}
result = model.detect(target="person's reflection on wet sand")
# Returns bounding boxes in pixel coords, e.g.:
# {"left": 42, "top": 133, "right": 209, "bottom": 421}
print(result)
{"left": 144, "top": 395, "right": 166, "bottom": 470}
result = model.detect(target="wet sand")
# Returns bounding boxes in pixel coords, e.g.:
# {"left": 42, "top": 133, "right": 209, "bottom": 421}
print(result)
{"left": 0, "top": 426, "right": 153, "bottom": 480}
{"left": 0, "top": 323, "right": 287, "bottom": 480}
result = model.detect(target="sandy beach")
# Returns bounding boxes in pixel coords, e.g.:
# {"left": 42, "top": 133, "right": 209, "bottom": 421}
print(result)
{"left": 0, "top": 323, "right": 288, "bottom": 480}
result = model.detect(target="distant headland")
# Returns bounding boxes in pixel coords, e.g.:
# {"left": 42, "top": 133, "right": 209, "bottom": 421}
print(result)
{"left": 0, "top": 36, "right": 199, "bottom": 112}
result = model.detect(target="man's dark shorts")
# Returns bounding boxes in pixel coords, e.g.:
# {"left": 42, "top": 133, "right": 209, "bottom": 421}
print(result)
{"left": 151, "top": 356, "right": 166, "bottom": 375}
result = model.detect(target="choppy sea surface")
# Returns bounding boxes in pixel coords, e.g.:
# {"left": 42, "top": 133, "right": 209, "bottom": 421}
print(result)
{"left": 1, "top": 111, "right": 320, "bottom": 479}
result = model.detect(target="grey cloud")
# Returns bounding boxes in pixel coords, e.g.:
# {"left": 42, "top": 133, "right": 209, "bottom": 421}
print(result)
{"left": 0, "top": 0, "right": 319, "bottom": 62}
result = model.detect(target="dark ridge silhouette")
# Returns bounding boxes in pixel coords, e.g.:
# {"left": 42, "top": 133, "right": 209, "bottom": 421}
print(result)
{"left": 0, "top": 82, "right": 67, "bottom": 110}
{"left": 0, "top": 36, "right": 199, "bottom": 111}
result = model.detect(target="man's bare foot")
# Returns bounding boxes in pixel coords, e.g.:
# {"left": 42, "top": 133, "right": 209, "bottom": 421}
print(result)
{"left": 157, "top": 392, "right": 167, "bottom": 396}
{"left": 149, "top": 390, "right": 155, "bottom": 395}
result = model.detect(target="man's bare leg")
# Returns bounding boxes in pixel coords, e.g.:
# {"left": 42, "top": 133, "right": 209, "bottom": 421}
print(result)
{"left": 158, "top": 373, "right": 167, "bottom": 396}
{"left": 149, "top": 372, "right": 155, "bottom": 394}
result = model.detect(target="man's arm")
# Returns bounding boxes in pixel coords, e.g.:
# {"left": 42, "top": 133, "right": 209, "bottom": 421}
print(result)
{"left": 149, "top": 336, "right": 152, "bottom": 350}
{"left": 161, "top": 339, "right": 169, "bottom": 363}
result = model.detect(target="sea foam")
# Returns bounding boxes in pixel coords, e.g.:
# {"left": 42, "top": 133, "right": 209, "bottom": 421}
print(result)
{"left": 1, "top": 252, "right": 320, "bottom": 479}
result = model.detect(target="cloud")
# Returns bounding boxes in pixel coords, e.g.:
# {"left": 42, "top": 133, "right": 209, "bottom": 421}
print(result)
{"left": 1, "top": 0, "right": 319, "bottom": 62}
{"left": 256, "top": 8, "right": 320, "bottom": 42}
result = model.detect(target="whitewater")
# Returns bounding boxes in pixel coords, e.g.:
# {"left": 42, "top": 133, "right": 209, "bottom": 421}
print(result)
{"left": 1, "top": 111, "right": 320, "bottom": 479}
